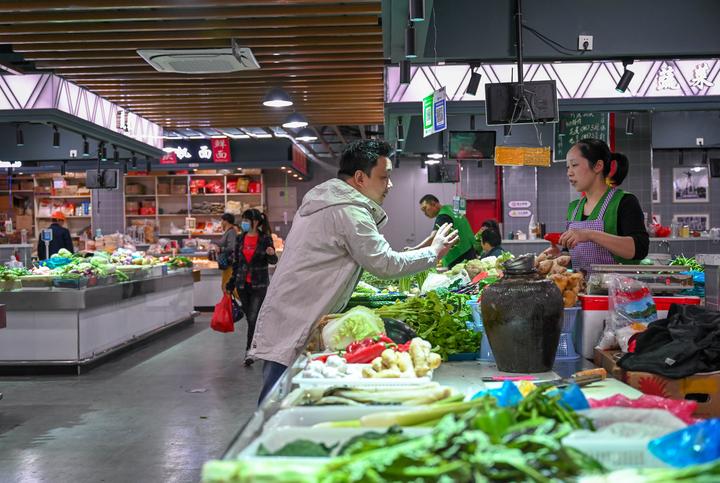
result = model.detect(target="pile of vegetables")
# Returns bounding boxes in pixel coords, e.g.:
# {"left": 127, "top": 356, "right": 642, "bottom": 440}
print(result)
{"left": 321, "top": 307, "right": 385, "bottom": 352}
{"left": 374, "top": 291, "right": 481, "bottom": 359}
{"left": 361, "top": 338, "right": 442, "bottom": 379}
{"left": 670, "top": 255, "right": 704, "bottom": 272}
{"left": 203, "top": 387, "right": 605, "bottom": 483}
{"left": 290, "top": 382, "right": 455, "bottom": 406}
{"left": 0, "top": 266, "right": 30, "bottom": 282}
{"left": 168, "top": 256, "right": 192, "bottom": 269}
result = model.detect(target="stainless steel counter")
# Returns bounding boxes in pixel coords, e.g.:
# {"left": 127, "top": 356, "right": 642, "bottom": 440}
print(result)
{"left": 0, "top": 271, "right": 194, "bottom": 311}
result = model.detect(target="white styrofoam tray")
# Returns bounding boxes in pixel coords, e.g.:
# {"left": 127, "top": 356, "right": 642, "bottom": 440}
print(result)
{"left": 292, "top": 363, "right": 433, "bottom": 388}
{"left": 239, "top": 427, "right": 430, "bottom": 460}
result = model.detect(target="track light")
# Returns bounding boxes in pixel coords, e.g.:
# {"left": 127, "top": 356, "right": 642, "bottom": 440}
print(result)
{"left": 262, "top": 87, "right": 293, "bottom": 107}
{"left": 82, "top": 136, "right": 89, "bottom": 157}
{"left": 470, "top": 115, "right": 476, "bottom": 131}
{"left": 427, "top": 153, "right": 443, "bottom": 160}
{"left": 399, "top": 60, "right": 411, "bottom": 84}
{"left": 396, "top": 118, "right": 405, "bottom": 142}
{"left": 465, "top": 69, "right": 482, "bottom": 96}
{"left": 16, "top": 124, "right": 24, "bottom": 147}
{"left": 98, "top": 142, "right": 108, "bottom": 161}
{"left": 146, "top": 158, "right": 151, "bottom": 172}
{"left": 616, "top": 61, "right": 635, "bottom": 93}
{"left": 425, "top": 158, "right": 441, "bottom": 165}
{"left": 52, "top": 125, "right": 60, "bottom": 148}
{"left": 409, "top": 0, "right": 425, "bottom": 21}
{"left": 131, "top": 152, "right": 137, "bottom": 169}
{"left": 405, "top": 23, "right": 416, "bottom": 59}
{"left": 625, "top": 114, "right": 635, "bottom": 135}
{"left": 123, "top": 161, "right": 128, "bottom": 174}
{"left": 282, "top": 112, "right": 308, "bottom": 129}
{"left": 113, "top": 145, "right": 119, "bottom": 163}
{"left": 296, "top": 127, "right": 317, "bottom": 142}
{"left": 61, "top": 161, "right": 66, "bottom": 176}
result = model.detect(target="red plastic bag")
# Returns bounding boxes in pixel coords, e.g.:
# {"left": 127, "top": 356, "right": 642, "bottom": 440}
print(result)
{"left": 588, "top": 394, "right": 699, "bottom": 425}
{"left": 211, "top": 294, "right": 234, "bottom": 333}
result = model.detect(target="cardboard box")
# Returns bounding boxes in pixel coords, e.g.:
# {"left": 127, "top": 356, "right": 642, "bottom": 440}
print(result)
{"left": 594, "top": 349, "right": 720, "bottom": 418}
{"left": 15, "top": 215, "right": 33, "bottom": 232}
{"left": 125, "top": 184, "right": 146, "bottom": 195}
{"left": 157, "top": 183, "right": 170, "bottom": 195}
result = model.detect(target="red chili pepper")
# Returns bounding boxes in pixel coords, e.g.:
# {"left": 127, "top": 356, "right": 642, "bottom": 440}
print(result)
{"left": 346, "top": 334, "right": 394, "bottom": 353}
{"left": 345, "top": 342, "right": 388, "bottom": 364}
{"left": 396, "top": 341, "right": 412, "bottom": 352}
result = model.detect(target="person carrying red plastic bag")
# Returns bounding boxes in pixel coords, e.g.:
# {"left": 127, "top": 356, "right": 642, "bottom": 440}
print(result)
{"left": 211, "top": 293, "right": 234, "bottom": 333}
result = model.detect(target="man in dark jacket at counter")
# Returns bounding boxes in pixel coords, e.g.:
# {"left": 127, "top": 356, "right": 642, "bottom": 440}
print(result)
{"left": 37, "top": 211, "right": 74, "bottom": 260}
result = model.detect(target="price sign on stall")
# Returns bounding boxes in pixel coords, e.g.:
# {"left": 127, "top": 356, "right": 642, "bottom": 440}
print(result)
{"left": 211, "top": 137, "right": 231, "bottom": 163}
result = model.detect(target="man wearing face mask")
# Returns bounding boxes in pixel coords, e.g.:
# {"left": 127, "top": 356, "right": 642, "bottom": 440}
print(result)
{"left": 250, "top": 140, "right": 459, "bottom": 402}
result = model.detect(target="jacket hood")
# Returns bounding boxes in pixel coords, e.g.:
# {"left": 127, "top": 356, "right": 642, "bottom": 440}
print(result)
{"left": 298, "top": 178, "right": 388, "bottom": 227}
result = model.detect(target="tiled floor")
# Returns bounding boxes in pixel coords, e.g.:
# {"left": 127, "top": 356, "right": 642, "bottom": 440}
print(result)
{"left": 0, "top": 315, "right": 261, "bottom": 482}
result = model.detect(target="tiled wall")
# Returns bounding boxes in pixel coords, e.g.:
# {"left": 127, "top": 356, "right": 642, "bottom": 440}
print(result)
{"left": 651, "top": 149, "right": 720, "bottom": 230}
{"left": 92, "top": 174, "right": 125, "bottom": 235}
{"left": 537, "top": 161, "right": 574, "bottom": 233}
{"left": 502, "top": 166, "right": 538, "bottom": 237}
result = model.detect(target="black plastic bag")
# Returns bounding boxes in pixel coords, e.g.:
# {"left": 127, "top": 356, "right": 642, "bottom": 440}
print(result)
{"left": 232, "top": 298, "right": 244, "bottom": 322}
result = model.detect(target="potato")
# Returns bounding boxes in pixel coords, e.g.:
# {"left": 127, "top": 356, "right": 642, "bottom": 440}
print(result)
{"left": 537, "top": 259, "right": 554, "bottom": 276}
{"left": 555, "top": 255, "right": 571, "bottom": 267}
{"left": 371, "top": 357, "right": 383, "bottom": 372}
{"left": 563, "top": 290, "right": 578, "bottom": 308}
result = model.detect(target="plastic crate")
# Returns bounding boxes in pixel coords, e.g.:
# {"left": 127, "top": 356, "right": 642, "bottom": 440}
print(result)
{"left": 556, "top": 307, "right": 581, "bottom": 360}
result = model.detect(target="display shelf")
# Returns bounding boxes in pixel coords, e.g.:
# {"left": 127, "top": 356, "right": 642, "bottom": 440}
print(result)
{"left": 156, "top": 194, "right": 191, "bottom": 197}
{"left": 157, "top": 214, "right": 187, "bottom": 217}
{"left": 190, "top": 213, "right": 224, "bottom": 216}
{"left": 125, "top": 194, "right": 156, "bottom": 198}
{"left": 226, "top": 192, "right": 261, "bottom": 196}
{"left": 158, "top": 233, "right": 222, "bottom": 237}
{"left": 126, "top": 214, "right": 157, "bottom": 218}
{"left": 37, "top": 215, "right": 91, "bottom": 219}
{"left": 39, "top": 195, "right": 92, "bottom": 199}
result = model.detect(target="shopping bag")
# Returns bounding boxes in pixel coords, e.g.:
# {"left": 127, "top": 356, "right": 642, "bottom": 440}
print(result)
{"left": 232, "top": 297, "right": 244, "bottom": 322}
{"left": 211, "top": 294, "right": 234, "bottom": 333}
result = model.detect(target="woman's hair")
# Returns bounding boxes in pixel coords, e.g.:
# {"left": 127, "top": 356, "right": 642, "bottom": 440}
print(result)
{"left": 481, "top": 219, "right": 500, "bottom": 233}
{"left": 221, "top": 213, "right": 235, "bottom": 225}
{"left": 241, "top": 209, "right": 272, "bottom": 236}
{"left": 574, "top": 138, "right": 629, "bottom": 187}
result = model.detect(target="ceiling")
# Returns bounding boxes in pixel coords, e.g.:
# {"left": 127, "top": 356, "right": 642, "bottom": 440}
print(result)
{"left": 0, "top": 0, "right": 385, "bottom": 156}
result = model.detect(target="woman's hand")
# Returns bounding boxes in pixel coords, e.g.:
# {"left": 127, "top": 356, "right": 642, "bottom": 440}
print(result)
{"left": 542, "top": 244, "right": 561, "bottom": 258}
{"left": 266, "top": 246, "right": 276, "bottom": 256}
{"left": 559, "top": 229, "right": 595, "bottom": 249}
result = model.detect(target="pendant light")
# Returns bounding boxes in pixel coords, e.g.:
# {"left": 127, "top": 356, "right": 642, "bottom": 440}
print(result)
{"left": 15, "top": 124, "right": 24, "bottom": 147}
{"left": 616, "top": 60, "right": 635, "bottom": 93}
{"left": 52, "top": 125, "right": 60, "bottom": 148}
{"left": 296, "top": 127, "right": 318, "bottom": 142}
{"left": 405, "top": 23, "right": 416, "bottom": 59}
{"left": 263, "top": 87, "right": 293, "bottom": 107}
{"left": 409, "top": 0, "right": 425, "bottom": 21}
{"left": 282, "top": 112, "right": 308, "bottom": 129}
{"left": 82, "top": 136, "right": 90, "bottom": 156}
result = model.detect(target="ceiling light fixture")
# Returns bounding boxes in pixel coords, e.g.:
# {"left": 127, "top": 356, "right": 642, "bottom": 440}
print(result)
{"left": 282, "top": 112, "right": 309, "bottom": 129}
{"left": 409, "top": 0, "right": 425, "bottom": 21}
{"left": 405, "top": 23, "right": 416, "bottom": 59}
{"left": 16, "top": 124, "right": 24, "bottom": 147}
{"left": 400, "top": 60, "right": 411, "bottom": 84}
{"left": 82, "top": 136, "right": 89, "bottom": 156}
{"left": 296, "top": 127, "right": 318, "bottom": 142}
{"left": 425, "top": 158, "right": 441, "bottom": 165}
{"left": 123, "top": 161, "right": 128, "bottom": 174}
{"left": 616, "top": 60, "right": 635, "bottom": 93}
{"left": 625, "top": 113, "right": 635, "bottom": 135}
{"left": 427, "top": 153, "right": 443, "bottom": 160}
{"left": 131, "top": 152, "right": 137, "bottom": 169}
{"left": 113, "top": 144, "right": 120, "bottom": 163}
{"left": 52, "top": 125, "right": 60, "bottom": 148}
{"left": 263, "top": 87, "right": 293, "bottom": 107}
{"left": 60, "top": 161, "right": 66, "bottom": 176}
{"left": 465, "top": 68, "right": 482, "bottom": 96}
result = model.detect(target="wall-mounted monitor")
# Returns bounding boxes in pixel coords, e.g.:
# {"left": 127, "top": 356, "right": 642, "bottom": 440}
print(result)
{"left": 485, "top": 80, "right": 559, "bottom": 125}
{"left": 449, "top": 131, "right": 496, "bottom": 160}
{"left": 427, "top": 163, "right": 460, "bottom": 183}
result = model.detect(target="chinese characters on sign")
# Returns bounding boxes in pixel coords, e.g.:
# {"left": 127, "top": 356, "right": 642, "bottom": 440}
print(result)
{"left": 690, "top": 63, "right": 714, "bottom": 89}
{"left": 657, "top": 63, "right": 680, "bottom": 91}
{"left": 159, "top": 152, "right": 178, "bottom": 165}
{"left": 210, "top": 137, "right": 231, "bottom": 163}
{"left": 198, "top": 145, "right": 212, "bottom": 160}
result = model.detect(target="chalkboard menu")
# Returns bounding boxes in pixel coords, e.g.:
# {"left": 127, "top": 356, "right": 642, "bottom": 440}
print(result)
{"left": 554, "top": 112, "right": 609, "bottom": 161}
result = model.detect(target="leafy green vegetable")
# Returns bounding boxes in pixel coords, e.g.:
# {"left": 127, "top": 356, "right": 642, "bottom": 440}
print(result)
{"left": 374, "top": 291, "right": 481, "bottom": 359}
{"left": 670, "top": 255, "right": 704, "bottom": 272}
{"left": 337, "top": 426, "right": 411, "bottom": 456}
{"left": 257, "top": 440, "right": 335, "bottom": 457}
{"left": 321, "top": 306, "right": 385, "bottom": 351}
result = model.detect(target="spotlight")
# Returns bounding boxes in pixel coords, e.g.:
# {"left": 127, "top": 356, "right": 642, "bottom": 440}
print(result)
{"left": 396, "top": 118, "right": 405, "bottom": 141}
{"left": 405, "top": 23, "right": 416, "bottom": 59}
{"left": 427, "top": 153, "right": 443, "bottom": 159}
{"left": 123, "top": 161, "right": 128, "bottom": 174}
{"left": 82, "top": 136, "right": 89, "bottom": 156}
{"left": 296, "top": 127, "right": 317, "bottom": 142}
{"left": 425, "top": 158, "right": 440, "bottom": 165}
{"left": 470, "top": 115, "right": 476, "bottom": 131}
{"left": 616, "top": 61, "right": 635, "bottom": 93}
{"left": 52, "top": 125, "right": 60, "bottom": 148}
{"left": 262, "top": 87, "right": 293, "bottom": 107}
{"left": 16, "top": 124, "right": 24, "bottom": 147}
{"left": 98, "top": 142, "right": 108, "bottom": 161}
{"left": 131, "top": 152, "right": 137, "bottom": 169}
{"left": 61, "top": 161, "right": 66, "bottom": 176}
{"left": 282, "top": 112, "right": 308, "bottom": 129}
{"left": 399, "top": 60, "right": 411, "bottom": 84}
{"left": 625, "top": 114, "right": 635, "bottom": 135}
{"left": 113, "top": 144, "right": 119, "bottom": 163}
{"left": 409, "top": 0, "right": 425, "bottom": 21}
{"left": 465, "top": 69, "right": 482, "bottom": 96}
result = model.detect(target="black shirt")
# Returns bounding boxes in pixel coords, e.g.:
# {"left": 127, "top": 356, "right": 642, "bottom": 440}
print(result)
{"left": 37, "top": 223, "right": 74, "bottom": 260}
{"left": 580, "top": 193, "right": 649, "bottom": 260}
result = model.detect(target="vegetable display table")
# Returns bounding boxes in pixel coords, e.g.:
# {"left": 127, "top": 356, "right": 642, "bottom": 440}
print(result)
{"left": 0, "top": 271, "right": 196, "bottom": 373}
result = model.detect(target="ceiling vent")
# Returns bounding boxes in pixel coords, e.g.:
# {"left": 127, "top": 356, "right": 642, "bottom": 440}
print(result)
{"left": 137, "top": 42, "right": 260, "bottom": 74}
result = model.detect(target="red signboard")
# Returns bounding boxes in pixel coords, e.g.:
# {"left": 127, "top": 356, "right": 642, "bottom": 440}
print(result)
{"left": 159, "top": 151, "right": 178, "bottom": 165}
{"left": 211, "top": 137, "right": 231, "bottom": 163}
{"left": 292, "top": 145, "right": 308, "bottom": 175}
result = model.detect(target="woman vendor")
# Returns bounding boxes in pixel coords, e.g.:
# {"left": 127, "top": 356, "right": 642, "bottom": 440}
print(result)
{"left": 547, "top": 138, "right": 649, "bottom": 273}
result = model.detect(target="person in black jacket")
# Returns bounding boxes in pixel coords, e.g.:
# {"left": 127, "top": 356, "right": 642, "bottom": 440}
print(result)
{"left": 226, "top": 209, "right": 278, "bottom": 366}
{"left": 37, "top": 211, "right": 74, "bottom": 260}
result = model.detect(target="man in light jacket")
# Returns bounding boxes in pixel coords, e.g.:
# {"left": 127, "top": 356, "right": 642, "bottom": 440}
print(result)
{"left": 250, "top": 140, "right": 459, "bottom": 402}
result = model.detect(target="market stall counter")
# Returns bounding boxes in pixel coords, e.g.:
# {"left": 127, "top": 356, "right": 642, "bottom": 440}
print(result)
{"left": 0, "top": 269, "right": 196, "bottom": 372}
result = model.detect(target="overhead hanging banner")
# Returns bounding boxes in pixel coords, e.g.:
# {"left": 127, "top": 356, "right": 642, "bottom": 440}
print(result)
{"left": 423, "top": 87, "right": 447, "bottom": 137}
{"left": 494, "top": 146, "right": 552, "bottom": 167}
{"left": 211, "top": 137, "right": 231, "bottom": 163}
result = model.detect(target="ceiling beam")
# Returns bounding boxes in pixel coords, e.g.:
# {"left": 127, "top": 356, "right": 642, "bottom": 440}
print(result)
{"left": 333, "top": 126, "right": 348, "bottom": 145}
{"left": 313, "top": 127, "right": 336, "bottom": 158}
{"left": 36, "top": 60, "right": 386, "bottom": 73}
{"left": 0, "top": 26, "right": 381, "bottom": 44}
{"left": 0, "top": 0, "right": 379, "bottom": 12}
{"left": 61, "top": 69, "right": 383, "bottom": 81}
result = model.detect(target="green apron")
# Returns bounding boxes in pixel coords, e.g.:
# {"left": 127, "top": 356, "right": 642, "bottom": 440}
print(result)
{"left": 436, "top": 205, "right": 475, "bottom": 267}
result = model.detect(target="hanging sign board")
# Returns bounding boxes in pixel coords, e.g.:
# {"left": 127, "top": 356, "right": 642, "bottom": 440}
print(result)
{"left": 494, "top": 146, "right": 552, "bottom": 167}
{"left": 554, "top": 112, "right": 609, "bottom": 162}
{"left": 211, "top": 137, "right": 231, "bottom": 163}
{"left": 160, "top": 152, "right": 178, "bottom": 165}
{"left": 423, "top": 88, "right": 447, "bottom": 137}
